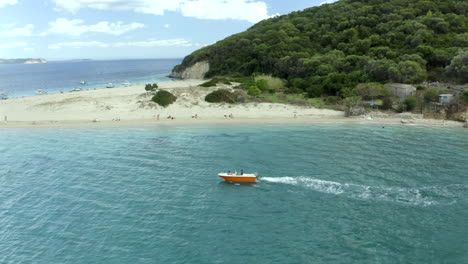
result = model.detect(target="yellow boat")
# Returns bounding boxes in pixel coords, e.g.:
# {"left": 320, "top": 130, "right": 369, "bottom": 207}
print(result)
{"left": 218, "top": 172, "right": 257, "bottom": 183}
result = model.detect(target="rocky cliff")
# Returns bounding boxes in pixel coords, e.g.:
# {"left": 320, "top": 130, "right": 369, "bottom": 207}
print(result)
{"left": 169, "top": 61, "right": 209, "bottom": 80}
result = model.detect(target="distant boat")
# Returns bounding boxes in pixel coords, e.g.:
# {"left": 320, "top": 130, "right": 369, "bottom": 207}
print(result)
{"left": 36, "top": 89, "right": 48, "bottom": 95}
{"left": 79, "top": 80, "right": 87, "bottom": 85}
{"left": 218, "top": 172, "right": 257, "bottom": 183}
{"left": 71, "top": 88, "right": 82, "bottom": 92}
{"left": 106, "top": 83, "right": 114, "bottom": 88}
{"left": 123, "top": 81, "right": 131, "bottom": 87}
{"left": 0, "top": 93, "right": 8, "bottom": 100}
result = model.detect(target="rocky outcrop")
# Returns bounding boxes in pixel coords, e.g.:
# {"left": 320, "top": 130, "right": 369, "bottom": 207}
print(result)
{"left": 23, "top": 59, "right": 48, "bottom": 64}
{"left": 169, "top": 61, "right": 209, "bottom": 80}
{"left": 385, "top": 83, "right": 416, "bottom": 99}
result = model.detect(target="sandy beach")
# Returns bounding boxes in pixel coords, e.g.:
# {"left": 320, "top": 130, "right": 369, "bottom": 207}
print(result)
{"left": 0, "top": 80, "right": 464, "bottom": 128}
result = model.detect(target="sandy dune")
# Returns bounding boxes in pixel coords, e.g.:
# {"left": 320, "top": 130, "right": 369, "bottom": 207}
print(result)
{"left": 0, "top": 80, "right": 463, "bottom": 128}
{"left": 0, "top": 80, "right": 344, "bottom": 126}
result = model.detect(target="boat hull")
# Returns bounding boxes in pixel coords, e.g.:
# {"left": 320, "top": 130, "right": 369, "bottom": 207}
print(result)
{"left": 218, "top": 173, "right": 257, "bottom": 183}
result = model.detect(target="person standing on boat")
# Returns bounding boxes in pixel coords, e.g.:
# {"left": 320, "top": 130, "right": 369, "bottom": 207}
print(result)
{"left": 240, "top": 170, "right": 244, "bottom": 175}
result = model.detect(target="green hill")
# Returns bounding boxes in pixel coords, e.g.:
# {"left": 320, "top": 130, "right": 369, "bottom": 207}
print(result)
{"left": 172, "top": 0, "right": 467, "bottom": 96}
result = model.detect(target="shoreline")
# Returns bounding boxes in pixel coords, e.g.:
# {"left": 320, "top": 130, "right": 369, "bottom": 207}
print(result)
{"left": 0, "top": 79, "right": 465, "bottom": 129}
{"left": 0, "top": 117, "right": 464, "bottom": 129}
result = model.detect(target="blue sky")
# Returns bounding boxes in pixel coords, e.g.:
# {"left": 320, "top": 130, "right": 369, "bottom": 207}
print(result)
{"left": 0, "top": 0, "right": 335, "bottom": 60}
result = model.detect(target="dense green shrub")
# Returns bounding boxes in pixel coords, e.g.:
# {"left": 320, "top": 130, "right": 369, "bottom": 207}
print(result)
{"left": 248, "top": 86, "right": 261, "bottom": 96}
{"left": 254, "top": 75, "right": 285, "bottom": 93}
{"left": 325, "top": 96, "right": 340, "bottom": 105}
{"left": 152, "top": 90, "right": 177, "bottom": 107}
{"left": 145, "top": 83, "right": 158, "bottom": 91}
{"left": 404, "top": 96, "right": 418, "bottom": 111}
{"left": 354, "top": 83, "right": 388, "bottom": 100}
{"left": 205, "top": 89, "right": 237, "bottom": 103}
{"left": 255, "top": 79, "right": 269, "bottom": 92}
{"left": 237, "top": 78, "right": 256, "bottom": 90}
{"left": 284, "top": 87, "right": 304, "bottom": 94}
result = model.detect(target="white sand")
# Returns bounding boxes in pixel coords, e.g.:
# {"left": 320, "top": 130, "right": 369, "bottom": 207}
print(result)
{"left": 0, "top": 80, "right": 464, "bottom": 128}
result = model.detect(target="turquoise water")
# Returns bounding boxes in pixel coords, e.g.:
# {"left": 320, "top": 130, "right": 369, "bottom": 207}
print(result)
{"left": 0, "top": 124, "right": 467, "bottom": 263}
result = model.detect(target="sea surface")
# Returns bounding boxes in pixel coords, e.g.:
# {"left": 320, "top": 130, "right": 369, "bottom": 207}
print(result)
{"left": 0, "top": 124, "right": 467, "bottom": 263}
{"left": 0, "top": 59, "right": 180, "bottom": 98}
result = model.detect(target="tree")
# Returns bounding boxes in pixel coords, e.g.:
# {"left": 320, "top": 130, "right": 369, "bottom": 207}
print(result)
{"left": 424, "top": 88, "right": 439, "bottom": 103}
{"left": 354, "top": 83, "right": 386, "bottom": 100}
{"left": 445, "top": 49, "right": 468, "bottom": 83}
{"left": 398, "top": 61, "right": 427, "bottom": 83}
{"left": 404, "top": 96, "right": 417, "bottom": 111}
{"left": 381, "top": 97, "right": 393, "bottom": 110}
{"left": 343, "top": 96, "right": 364, "bottom": 117}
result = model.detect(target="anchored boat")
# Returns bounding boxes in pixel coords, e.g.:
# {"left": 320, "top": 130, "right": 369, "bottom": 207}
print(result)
{"left": 218, "top": 172, "right": 257, "bottom": 183}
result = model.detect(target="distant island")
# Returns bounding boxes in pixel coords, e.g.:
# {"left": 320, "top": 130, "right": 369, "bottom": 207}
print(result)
{"left": 0, "top": 58, "right": 48, "bottom": 64}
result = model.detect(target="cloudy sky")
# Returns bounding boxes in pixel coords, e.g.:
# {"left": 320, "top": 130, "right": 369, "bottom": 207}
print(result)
{"left": 0, "top": 0, "right": 334, "bottom": 60}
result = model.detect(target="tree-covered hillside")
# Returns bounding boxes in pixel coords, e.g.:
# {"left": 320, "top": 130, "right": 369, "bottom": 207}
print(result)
{"left": 173, "top": 0, "right": 467, "bottom": 97}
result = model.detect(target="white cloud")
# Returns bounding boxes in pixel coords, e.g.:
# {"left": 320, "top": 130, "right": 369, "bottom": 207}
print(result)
{"left": 1, "top": 23, "right": 16, "bottom": 28}
{"left": 48, "top": 39, "right": 193, "bottom": 49}
{"left": 164, "top": 24, "right": 170, "bottom": 28}
{"left": 52, "top": 0, "right": 270, "bottom": 23}
{"left": 320, "top": 0, "right": 338, "bottom": 5}
{"left": 180, "top": 0, "right": 269, "bottom": 23}
{"left": 0, "top": 0, "right": 17, "bottom": 8}
{"left": 46, "top": 18, "right": 144, "bottom": 36}
{"left": 0, "top": 42, "right": 27, "bottom": 48}
{"left": 0, "top": 24, "right": 34, "bottom": 37}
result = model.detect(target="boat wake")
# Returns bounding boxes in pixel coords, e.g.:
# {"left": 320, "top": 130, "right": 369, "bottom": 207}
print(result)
{"left": 261, "top": 177, "right": 465, "bottom": 207}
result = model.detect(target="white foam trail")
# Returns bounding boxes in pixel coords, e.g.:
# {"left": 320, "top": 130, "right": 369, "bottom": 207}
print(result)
{"left": 261, "top": 177, "right": 298, "bottom": 185}
{"left": 261, "top": 176, "right": 461, "bottom": 207}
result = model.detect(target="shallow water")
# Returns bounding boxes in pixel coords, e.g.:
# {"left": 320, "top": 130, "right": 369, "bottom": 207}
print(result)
{"left": 0, "top": 124, "right": 467, "bottom": 263}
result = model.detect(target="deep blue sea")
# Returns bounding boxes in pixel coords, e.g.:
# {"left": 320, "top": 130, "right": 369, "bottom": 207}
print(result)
{"left": 0, "top": 124, "right": 467, "bottom": 263}
{"left": 0, "top": 59, "right": 180, "bottom": 98}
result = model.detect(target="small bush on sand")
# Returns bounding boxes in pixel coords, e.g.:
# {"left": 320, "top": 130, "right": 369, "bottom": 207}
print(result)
{"left": 205, "top": 89, "right": 237, "bottom": 103}
{"left": 152, "top": 90, "right": 176, "bottom": 107}
{"left": 145, "top": 83, "right": 158, "bottom": 91}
